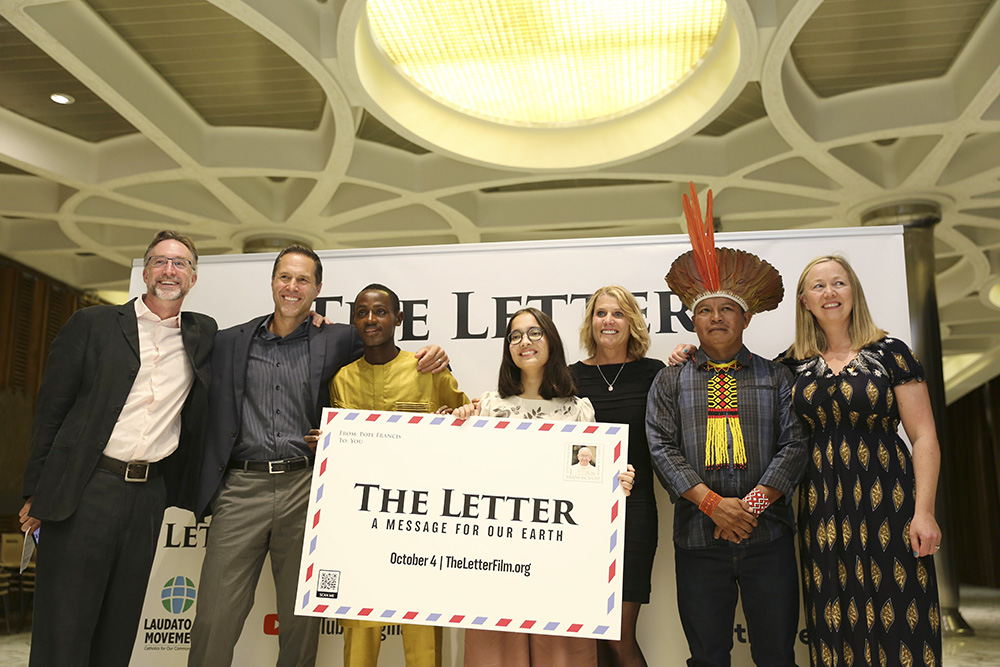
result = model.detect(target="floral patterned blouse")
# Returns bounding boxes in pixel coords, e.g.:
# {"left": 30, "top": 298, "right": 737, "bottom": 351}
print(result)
{"left": 476, "top": 390, "right": 595, "bottom": 422}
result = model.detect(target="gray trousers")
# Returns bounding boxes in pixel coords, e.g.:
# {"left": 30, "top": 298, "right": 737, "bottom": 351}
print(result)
{"left": 189, "top": 467, "right": 319, "bottom": 667}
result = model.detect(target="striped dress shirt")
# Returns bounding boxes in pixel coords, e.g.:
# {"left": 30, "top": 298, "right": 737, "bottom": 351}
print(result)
{"left": 232, "top": 317, "right": 313, "bottom": 461}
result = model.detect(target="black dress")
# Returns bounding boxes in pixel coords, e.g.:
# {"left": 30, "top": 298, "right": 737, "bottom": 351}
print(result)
{"left": 571, "top": 357, "right": 664, "bottom": 603}
{"left": 784, "top": 338, "right": 941, "bottom": 667}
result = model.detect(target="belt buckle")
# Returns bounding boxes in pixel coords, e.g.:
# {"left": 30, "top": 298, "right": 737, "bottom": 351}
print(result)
{"left": 124, "top": 461, "right": 150, "bottom": 482}
{"left": 268, "top": 460, "right": 287, "bottom": 474}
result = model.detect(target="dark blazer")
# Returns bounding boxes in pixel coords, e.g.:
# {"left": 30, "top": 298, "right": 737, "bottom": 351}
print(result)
{"left": 194, "top": 315, "right": 362, "bottom": 521}
{"left": 23, "top": 299, "right": 216, "bottom": 521}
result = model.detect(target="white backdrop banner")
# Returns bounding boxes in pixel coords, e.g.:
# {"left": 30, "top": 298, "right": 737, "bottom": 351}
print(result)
{"left": 128, "top": 227, "right": 911, "bottom": 666}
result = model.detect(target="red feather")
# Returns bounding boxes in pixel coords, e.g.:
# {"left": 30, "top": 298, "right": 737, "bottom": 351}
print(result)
{"left": 667, "top": 183, "right": 783, "bottom": 313}
{"left": 705, "top": 190, "right": 718, "bottom": 287}
{"left": 682, "top": 182, "right": 718, "bottom": 291}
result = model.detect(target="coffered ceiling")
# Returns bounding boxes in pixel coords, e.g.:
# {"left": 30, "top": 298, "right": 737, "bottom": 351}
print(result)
{"left": 1, "top": 0, "right": 1000, "bottom": 401}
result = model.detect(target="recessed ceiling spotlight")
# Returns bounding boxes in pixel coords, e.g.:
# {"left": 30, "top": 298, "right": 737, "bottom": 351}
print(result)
{"left": 980, "top": 277, "right": 1000, "bottom": 311}
{"left": 988, "top": 282, "right": 1000, "bottom": 308}
{"left": 50, "top": 93, "right": 75, "bottom": 105}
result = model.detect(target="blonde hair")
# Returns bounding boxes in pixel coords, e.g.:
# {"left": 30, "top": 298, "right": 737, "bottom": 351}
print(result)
{"left": 579, "top": 286, "right": 651, "bottom": 359}
{"left": 790, "top": 255, "right": 887, "bottom": 359}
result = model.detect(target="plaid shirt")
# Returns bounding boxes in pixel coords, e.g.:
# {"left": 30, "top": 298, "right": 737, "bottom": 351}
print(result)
{"left": 646, "top": 345, "right": 807, "bottom": 549}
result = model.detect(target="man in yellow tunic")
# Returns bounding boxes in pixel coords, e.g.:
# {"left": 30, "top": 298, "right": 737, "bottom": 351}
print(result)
{"left": 331, "top": 283, "right": 468, "bottom": 667}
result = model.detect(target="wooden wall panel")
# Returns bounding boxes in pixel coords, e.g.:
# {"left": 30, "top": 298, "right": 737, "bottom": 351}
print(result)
{"left": 944, "top": 378, "right": 1000, "bottom": 587}
{"left": 0, "top": 257, "right": 97, "bottom": 516}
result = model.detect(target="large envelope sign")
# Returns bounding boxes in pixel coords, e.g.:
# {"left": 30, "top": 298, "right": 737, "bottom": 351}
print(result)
{"left": 295, "top": 409, "right": 629, "bottom": 640}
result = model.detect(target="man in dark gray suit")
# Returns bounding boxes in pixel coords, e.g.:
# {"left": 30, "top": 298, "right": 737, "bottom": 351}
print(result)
{"left": 189, "top": 246, "right": 448, "bottom": 667}
{"left": 20, "top": 230, "right": 216, "bottom": 667}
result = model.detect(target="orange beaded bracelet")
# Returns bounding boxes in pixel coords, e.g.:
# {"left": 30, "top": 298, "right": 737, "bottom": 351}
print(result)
{"left": 698, "top": 491, "right": 723, "bottom": 517}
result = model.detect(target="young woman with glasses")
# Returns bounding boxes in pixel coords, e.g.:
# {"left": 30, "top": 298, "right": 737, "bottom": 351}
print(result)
{"left": 455, "top": 307, "right": 635, "bottom": 667}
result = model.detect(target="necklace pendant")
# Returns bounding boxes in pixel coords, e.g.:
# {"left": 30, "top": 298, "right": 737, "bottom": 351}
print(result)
{"left": 596, "top": 360, "right": 626, "bottom": 393}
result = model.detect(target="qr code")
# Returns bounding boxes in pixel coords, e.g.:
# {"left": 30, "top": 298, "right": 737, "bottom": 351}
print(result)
{"left": 316, "top": 569, "right": 340, "bottom": 599}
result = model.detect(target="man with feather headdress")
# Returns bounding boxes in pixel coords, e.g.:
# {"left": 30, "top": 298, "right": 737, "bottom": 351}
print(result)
{"left": 646, "top": 184, "right": 807, "bottom": 667}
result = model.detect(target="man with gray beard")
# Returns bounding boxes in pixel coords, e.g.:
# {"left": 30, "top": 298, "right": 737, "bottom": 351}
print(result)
{"left": 20, "top": 230, "right": 216, "bottom": 667}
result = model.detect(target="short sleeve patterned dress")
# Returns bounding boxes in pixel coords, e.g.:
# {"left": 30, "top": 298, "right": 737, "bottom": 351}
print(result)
{"left": 784, "top": 338, "right": 942, "bottom": 667}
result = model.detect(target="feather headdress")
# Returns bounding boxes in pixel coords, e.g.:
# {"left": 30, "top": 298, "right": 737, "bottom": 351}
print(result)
{"left": 666, "top": 183, "right": 786, "bottom": 472}
{"left": 666, "top": 182, "right": 784, "bottom": 314}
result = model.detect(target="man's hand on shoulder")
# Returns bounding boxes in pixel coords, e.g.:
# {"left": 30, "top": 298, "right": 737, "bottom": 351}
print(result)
{"left": 414, "top": 345, "right": 449, "bottom": 374}
{"left": 309, "top": 310, "right": 334, "bottom": 327}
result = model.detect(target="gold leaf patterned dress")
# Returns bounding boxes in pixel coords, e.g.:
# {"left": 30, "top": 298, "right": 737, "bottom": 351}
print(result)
{"left": 784, "top": 338, "right": 941, "bottom": 667}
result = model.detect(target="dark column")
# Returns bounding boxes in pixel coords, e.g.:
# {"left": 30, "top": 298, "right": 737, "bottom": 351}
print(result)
{"left": 863, "top": 202, "right": 972, "bottom": 634}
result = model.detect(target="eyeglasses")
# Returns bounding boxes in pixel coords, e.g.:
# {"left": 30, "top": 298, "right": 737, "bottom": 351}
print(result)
{"left": 146, "top": 255, "right": 195, "bottom": 271}
{"left": 507, "top": 327, "right": 544, "bottom": 345}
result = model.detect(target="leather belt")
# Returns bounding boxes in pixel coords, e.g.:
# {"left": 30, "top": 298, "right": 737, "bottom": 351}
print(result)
{"left": 228, "top": 456, "right": 312, "bottom": 474}
{"left": 97, "top": 455, "right": 161, "bottom": 482}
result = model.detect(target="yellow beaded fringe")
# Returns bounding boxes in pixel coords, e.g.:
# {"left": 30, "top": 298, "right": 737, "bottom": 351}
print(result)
{"left": 705, "top": 360, "right": 747, "bottom": 470}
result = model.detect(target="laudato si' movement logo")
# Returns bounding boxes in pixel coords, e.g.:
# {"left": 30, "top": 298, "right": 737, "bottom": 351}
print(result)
{"left": 161, "top": 576, "right": 196, "bottom": 614}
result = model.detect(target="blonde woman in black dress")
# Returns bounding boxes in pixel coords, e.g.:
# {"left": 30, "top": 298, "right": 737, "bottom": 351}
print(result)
{"left": 571, "top": 286, "right": 664, "bottom": 667}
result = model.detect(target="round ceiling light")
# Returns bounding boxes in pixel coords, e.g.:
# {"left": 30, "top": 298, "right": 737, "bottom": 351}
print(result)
{"left": 366, "top": 0, "right": 727, "bottom": 128}
{"left": 349, "top": 0, "right": 751, "bottom": 169}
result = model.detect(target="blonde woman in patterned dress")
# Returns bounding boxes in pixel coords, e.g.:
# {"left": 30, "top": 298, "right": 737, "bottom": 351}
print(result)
{"left": 783, "top": 256, "right": 942, "bottom": 667}
{"left": 454, "top": 307, "right": 636, "bottom": 667}
{"left": 670, "top": 255, "right": 943, "bottom": 666}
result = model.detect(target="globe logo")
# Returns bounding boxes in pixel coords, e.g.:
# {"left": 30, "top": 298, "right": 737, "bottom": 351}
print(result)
{"left": 161, "top": 576, "right": 196, "bottom": 614}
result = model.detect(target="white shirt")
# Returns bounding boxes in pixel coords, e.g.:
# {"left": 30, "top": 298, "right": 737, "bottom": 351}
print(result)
{"left": 103, "top": 297, "right": 194, "bottom": 462}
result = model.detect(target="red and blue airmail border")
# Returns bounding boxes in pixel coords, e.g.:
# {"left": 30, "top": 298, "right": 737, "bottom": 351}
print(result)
{"left": 294, "top": 408, "right": 630, "bottom": 641}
